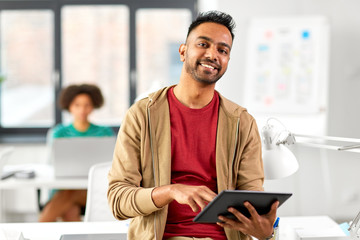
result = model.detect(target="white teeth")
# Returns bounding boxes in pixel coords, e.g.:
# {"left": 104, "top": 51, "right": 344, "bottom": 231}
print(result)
{"left": 201, "top": 63, "right": 215, "bottom": 69}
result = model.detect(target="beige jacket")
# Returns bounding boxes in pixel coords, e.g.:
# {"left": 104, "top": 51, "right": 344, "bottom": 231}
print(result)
{"left": 108, "top": 86, "right": 264, "bottom": 240}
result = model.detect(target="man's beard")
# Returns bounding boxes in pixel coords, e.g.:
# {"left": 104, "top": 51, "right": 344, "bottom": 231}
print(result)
{"left": 185, "top": 59, "right": 224, "bottom": 85}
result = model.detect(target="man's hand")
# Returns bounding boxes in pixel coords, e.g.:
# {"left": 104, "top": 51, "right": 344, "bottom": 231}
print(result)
{"left": 217, "top": 201, "right": 279, "bottom": 240}
{"left": 169, "top": 184, "right": 217, "bottom": 212}
{"left": 151, "top": 184, "right": 217, "bottom": 212}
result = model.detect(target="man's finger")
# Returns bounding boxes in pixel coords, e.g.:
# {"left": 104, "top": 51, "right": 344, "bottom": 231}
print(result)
{"left": 217, "top": 216, "right": 245, "bottom": 232}
{"left": 218, "top": 216, "right": 238, "bottom": 227}
{"left": 199, "top": 187, "right": 217, "bottom": 202}
{"left": 267, "top": 201, "right": 279, "bottom": 217}
{"left": 188, "top": 199, "right": 199, "bottom": 212}
{"left": 244, "top": 201, "right": 260, "bottom": 218}
{"left": 193, "top": 195, "right": 207, "bottom": 210}
{"left": 227, "top": 207, "right": 249, "bottom": 224}
{"left": 270, "top": 201, "right": 280, "bottom": 211}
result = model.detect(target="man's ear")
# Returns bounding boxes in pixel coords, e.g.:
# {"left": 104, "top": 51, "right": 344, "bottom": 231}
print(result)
{"left": 179, "top": 44, "right": 186, "bottom": 62}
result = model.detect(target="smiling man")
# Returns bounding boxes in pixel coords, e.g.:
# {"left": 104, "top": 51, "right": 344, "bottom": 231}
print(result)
{"left": 108, "top": 11, "right": 278, "bottom": 240}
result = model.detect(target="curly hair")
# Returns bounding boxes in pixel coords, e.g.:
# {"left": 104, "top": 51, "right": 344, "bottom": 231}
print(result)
{"left": 58, "top": 84, "right": 104, "bottom": 110}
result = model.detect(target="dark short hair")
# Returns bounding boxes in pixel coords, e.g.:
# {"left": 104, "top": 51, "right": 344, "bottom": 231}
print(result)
{"left": 59, "top": 84, "right": 104, "bottom": 110}
{"left": 187, "top": 11, "right": 236, "bottom": 40}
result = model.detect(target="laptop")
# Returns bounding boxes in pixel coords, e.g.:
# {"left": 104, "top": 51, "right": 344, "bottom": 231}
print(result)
{"left": 52, "top": 137, "right": 116, "bottom": 178}
{"left": 59, "top": 233, "right": 127, "bottom": 240}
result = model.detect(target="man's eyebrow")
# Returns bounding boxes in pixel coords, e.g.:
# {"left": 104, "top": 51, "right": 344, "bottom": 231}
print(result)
{"left": 197, "top": 36, "right": 232, "bottom": 50}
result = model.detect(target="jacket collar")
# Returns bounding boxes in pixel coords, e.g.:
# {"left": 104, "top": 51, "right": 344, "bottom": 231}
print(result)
{"left": 146, "top": 85, "right": 248, "bottom": 118}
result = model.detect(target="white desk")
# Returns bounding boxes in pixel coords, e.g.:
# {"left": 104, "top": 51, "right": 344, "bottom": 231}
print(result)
{"left": 0, "top": 221, "right": 129, "bottom": 240}
{"left": 279, "top": 216, "right": 349, "bottom": 240}
{"left": 0, "top": 164, "right": 88, "bottom": 190}
{"left": 0, "top": 216, "right": 350, "bottom": 240}
{"left": 0, "top": 164, "right": 88, "bottom": 222}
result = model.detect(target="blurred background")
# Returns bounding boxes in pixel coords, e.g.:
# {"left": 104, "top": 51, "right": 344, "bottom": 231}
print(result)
{"left": 0, "top": 0, "right": 359, "bottom": 224}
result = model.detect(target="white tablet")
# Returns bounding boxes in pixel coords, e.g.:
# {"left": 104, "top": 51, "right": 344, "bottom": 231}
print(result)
{"left": 193, "top": 190, "right": 292, "bottom": 223}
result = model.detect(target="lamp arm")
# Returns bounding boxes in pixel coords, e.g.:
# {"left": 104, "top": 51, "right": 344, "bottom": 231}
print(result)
{"left": 296, "top": 142, "right": 341, "bottom": 151}
{"left": 294, "top": 134, "right": 360, "bottom": 143}
{"left": 294, "top": 134, "right": 360, "bottom": 153}
{"left": 338, "top": 144, "right": 360, "bottom": 151}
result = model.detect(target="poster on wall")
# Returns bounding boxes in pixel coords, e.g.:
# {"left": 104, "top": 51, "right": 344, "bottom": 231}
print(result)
{"left": 244, "top": 16, "right": 329, "bottom": 114}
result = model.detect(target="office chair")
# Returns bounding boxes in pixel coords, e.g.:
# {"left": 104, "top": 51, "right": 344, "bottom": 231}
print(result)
{"left": 37, "top": 127, "right": 54, "bottom": 210}
{"left": 84, "top": 161, "right": 116, "bottom": 222}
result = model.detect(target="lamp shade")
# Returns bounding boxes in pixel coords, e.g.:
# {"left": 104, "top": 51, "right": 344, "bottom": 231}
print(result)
{"left": 262, "top": 144, "right": 299, "bottom": 180}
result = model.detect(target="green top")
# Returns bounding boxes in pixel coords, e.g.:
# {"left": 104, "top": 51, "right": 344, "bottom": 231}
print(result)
{"left": 52, "top": 123, "right": 114, "bottom": 138}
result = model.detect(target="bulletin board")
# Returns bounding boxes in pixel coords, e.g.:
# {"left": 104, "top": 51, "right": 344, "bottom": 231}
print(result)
{"left": 244, "top": 16, "right": 330, "bottom": 114}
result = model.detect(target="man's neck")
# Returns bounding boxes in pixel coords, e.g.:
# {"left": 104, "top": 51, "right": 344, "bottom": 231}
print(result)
{"left": 173, "top": 81, "right": 216, "bottom": 109}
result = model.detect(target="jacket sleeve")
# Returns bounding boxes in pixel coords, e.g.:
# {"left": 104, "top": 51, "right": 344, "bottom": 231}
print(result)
{"left": 107, "top": 106, "right": 161, "bottom": 220}
{"left": 236, "top": 117, "right": 264, "bottom": 191}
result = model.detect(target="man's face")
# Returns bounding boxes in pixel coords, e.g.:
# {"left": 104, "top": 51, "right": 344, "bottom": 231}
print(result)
{"left": 180, "top": 22, "right": 232, "bottom": 85}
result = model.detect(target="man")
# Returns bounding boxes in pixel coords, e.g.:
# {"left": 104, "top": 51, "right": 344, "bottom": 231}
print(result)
{"left": 108, "top": 11, "right": 278, "bottom": 240}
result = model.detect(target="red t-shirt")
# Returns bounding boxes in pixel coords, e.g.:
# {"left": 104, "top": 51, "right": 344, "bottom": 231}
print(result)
{"left": 163, "top": 87, "right": 226, "bottom": 240}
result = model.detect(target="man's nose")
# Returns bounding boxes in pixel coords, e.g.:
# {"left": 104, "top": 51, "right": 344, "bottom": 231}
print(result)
{"left": 204, "top": 46, "right": 218, "bottom": 62}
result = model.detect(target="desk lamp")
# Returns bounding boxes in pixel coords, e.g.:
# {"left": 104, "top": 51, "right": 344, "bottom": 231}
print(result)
{"left": 261, "top": 117, "right": 360, "bottom": 179}
{"left": 261, "top": 118, "right": 299, "bottom": 179}
{"left": 261, "top": 117, "right": 360, "bottom": 239}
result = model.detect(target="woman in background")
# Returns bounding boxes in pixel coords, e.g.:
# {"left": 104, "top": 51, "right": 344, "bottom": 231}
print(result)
{"left": 39, "top": 84, "right": 114, "bottom": 222}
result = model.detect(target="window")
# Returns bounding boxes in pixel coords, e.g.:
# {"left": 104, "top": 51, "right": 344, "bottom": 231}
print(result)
{"left": 0, "top": 0, "right": 196, "bottom": 142}
{"left": 0, "top": 10, "right": 54, "bottom": 128}
{"left": 62, "top": 5, "right": 129, "bottom": 126}
{"left": 136, "top": 9, "right": 191, "bottom": 96}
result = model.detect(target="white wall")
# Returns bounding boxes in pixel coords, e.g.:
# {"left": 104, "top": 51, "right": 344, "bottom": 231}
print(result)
{"left": 206, "top": 0, "right": 360, "bottom": 222}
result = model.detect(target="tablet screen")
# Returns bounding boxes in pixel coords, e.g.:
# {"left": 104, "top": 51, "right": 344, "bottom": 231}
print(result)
{"left": 193, "top": 190, "right": 292, "bottom": 223}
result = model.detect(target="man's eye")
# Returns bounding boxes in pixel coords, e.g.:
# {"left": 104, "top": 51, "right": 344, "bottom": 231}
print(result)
{"left": 219, "top": 49, "right": 228, "bottom": 55}
{"left": 198, "top": 43, "right": 207, "bottom": 47}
